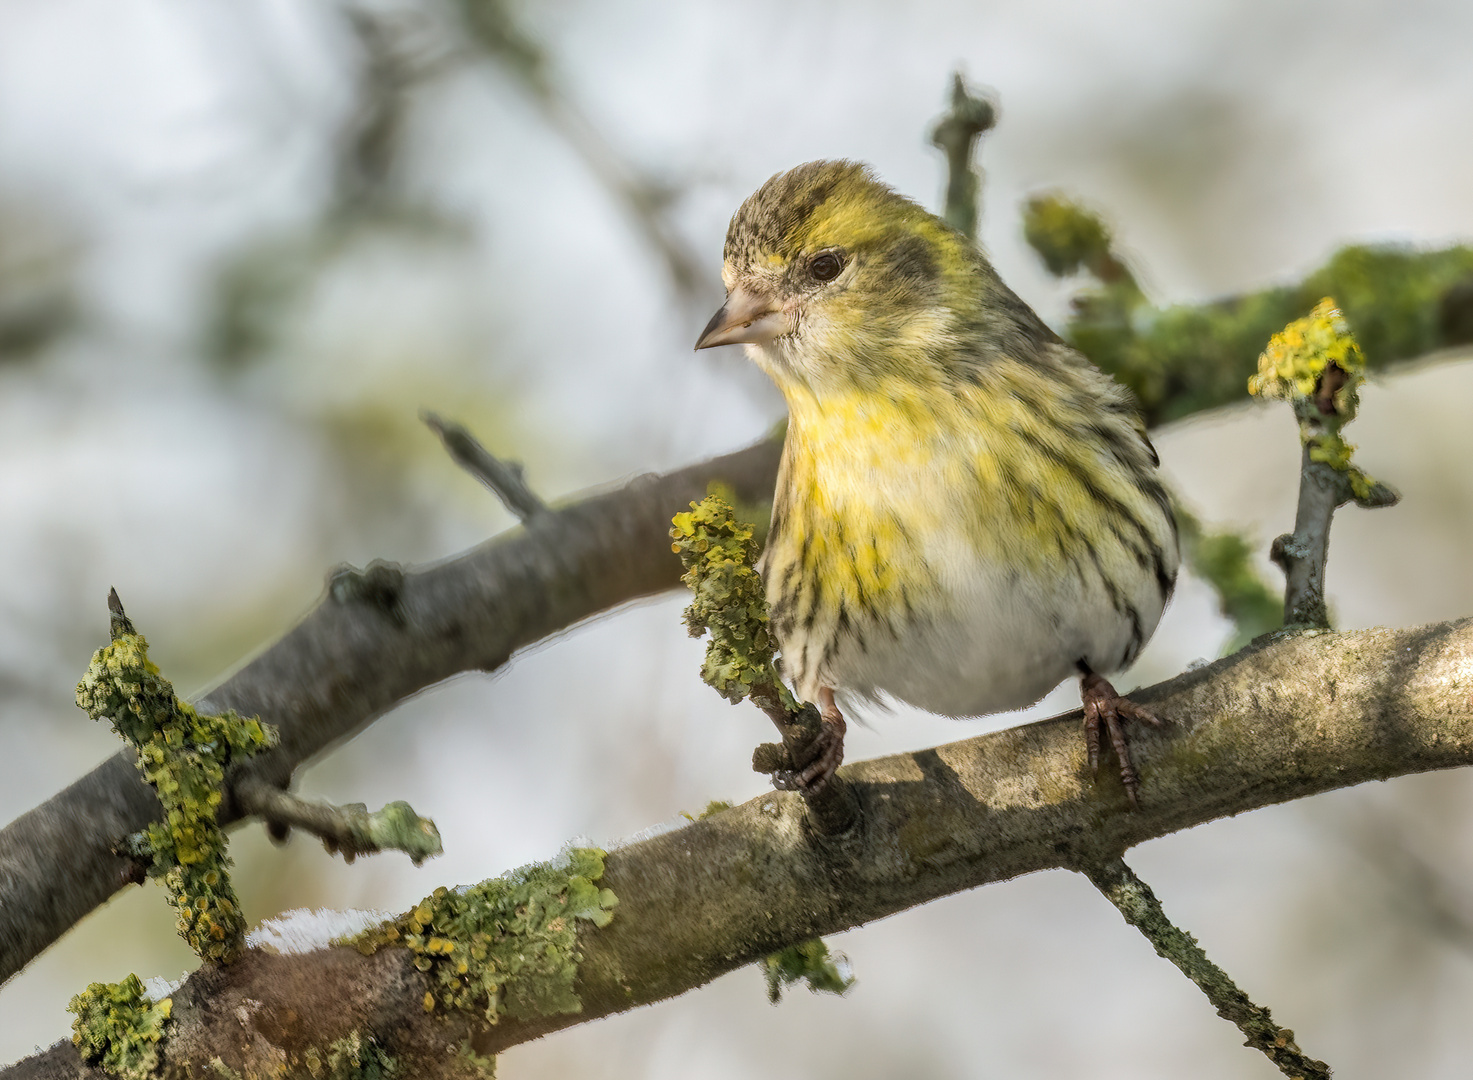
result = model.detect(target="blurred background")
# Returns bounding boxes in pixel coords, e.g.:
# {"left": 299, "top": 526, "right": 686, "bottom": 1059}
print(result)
{"left": 3, "top": 0, "right": 1473, "bottom": 1074}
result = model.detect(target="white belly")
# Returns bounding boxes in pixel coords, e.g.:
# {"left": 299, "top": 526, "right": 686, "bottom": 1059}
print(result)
{"left": 810, "top": 534, "right": 1167, "bottom": 718}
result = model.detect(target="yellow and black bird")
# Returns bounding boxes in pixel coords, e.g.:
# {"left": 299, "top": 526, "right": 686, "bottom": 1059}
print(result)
{"left": 696, "top": 160, "right": 1178, "bottom": 803}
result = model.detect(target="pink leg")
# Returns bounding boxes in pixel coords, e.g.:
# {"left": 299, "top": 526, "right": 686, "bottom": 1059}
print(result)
{"left": 1079, "top": 665, "right": 1162, "bottom": 808}
{"left": 795, "top": 686, "right": 847, "bottom": 794}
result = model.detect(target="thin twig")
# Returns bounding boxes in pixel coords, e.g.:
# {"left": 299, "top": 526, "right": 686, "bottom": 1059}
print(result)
{"left": 1082, "top": 858, "right": 1332, "bottom": 1080}
{"left": 422, "top": 411, "right": 548, "bottom": 521}
{"left": 1251, "top": 301, "right": 1398, "bottom": 630}
{"left": 929, "top": 72, "right": 996, "bottom": 242}
{"left": 451, "top": 0, "right": 715, "bottom": 304}
{"left": 748, "top": 684, "right": 859, "bottom": 837}
{"left": 1272, "top": 452, "right": 1396, "bottom": 629}
{"left": 233, "top": 775, "right": 442, "bottom": 867}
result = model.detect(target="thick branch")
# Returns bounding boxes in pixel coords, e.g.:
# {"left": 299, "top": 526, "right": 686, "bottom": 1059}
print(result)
{"left": 0, "top": 436, "right": 783, "bottom": 984}
{"left": 8, "top": 619, "right": 1473, "bottom": 1075}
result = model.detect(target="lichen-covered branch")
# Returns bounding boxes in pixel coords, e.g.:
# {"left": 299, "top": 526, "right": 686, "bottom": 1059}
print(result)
{"left": 0, "top": 436, "right": 783, "bottom": 984}
{"left": 233, "top": 776, "right": 442, "bottom": 866}
{"left": 422, "top": 411, "right": 548, "bottom": 521}
{"left": 8, "top": 618, "right": 1473, "bottom": 1077}
{"left": 1250, "top": 299, "right": 1398, "bottom": 629}
{"left": 1020, "top": 195, "right": 1473, "bottom": 427}
{"left": 76, "top": 592, "right": 275, "bottom": 964}
{"left": 671, "top": 493, "right": 858, "bottom": 835}
{"left": 1082, "top": 859, "right": 1330, "bottom": 1080}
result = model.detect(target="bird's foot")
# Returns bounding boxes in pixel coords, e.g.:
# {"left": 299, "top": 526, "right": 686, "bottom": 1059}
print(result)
{"left": 1079, "top": 667, "right": 1162, "bottom": 808}
{"left": 789, "top": 686, "right": 846, "bottom": 795}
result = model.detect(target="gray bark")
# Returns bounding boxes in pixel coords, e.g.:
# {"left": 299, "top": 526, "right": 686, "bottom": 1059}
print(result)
{"left": 7, "top": 619, "right": 1471, "bottom": 1077}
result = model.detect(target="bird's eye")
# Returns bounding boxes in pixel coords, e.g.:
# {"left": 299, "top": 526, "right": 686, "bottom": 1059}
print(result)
{"left": 809, "top": 252, "right": 844, "bottom": 282}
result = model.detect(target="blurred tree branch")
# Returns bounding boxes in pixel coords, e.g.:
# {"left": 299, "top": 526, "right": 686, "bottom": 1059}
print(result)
{"left": 1020, "top": 194, "right": 1473, "bottom": 427}
{"left": 8, "top": 618, "right": 1473, "bottom": 1075}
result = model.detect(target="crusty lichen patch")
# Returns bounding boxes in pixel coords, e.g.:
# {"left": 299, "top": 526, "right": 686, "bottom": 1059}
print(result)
{"left": 75, "top": 602, "right": 275, "bottom": 963}
{"left": 67, "top": 974, "right": 172, "bottom": 1080}
{"left": 348, "top": 848, "right": 617, "bottom": 1023}
{"left": 1247, "top": 297, "right": 1393, "bottom": 506}
{"left": 671, "top": 492, "right": 795, "bottom": 709}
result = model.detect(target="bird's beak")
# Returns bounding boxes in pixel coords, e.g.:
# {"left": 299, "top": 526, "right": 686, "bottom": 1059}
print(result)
{"left": 694, "top": 285, "right": 787, "bottom": 350}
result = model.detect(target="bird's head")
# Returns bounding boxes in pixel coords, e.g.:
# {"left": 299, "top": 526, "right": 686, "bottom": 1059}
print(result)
{"left": 695, "top": 160, "right": 987, "bottom": 394}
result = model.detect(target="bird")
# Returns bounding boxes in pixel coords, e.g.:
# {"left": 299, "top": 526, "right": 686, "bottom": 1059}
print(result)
{"left": 694, "top": 160, "right": 1178, "bottom": 805}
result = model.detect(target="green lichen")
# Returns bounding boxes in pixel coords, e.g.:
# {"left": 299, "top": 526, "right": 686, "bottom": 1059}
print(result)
{"left": 454, "top": 1040, "right": 498, "bottom": 1079}
{"left": 349, "top": 847, "right": 617, "bottom": 1024}
{"left": 762, "top": 938, "right": 855, "bottom": 1004}
{"left": 1021, "top": 192, "right": 1473, "bottom": 427}
{"left": 318, "top": 1032, "right": 398, "bottom": 1080}
{"left": 68, "top": 974, "right": 172, "bottom": 1080}
{"left": 330, "top": 800, "right": 444, "bottom": 866}
{"left": 75, "top": 600, "right": 275, "bottom": 963}
{"left": 1248, "top": 298, "right": 1392, "bottom": 506}
{"left": 670, "top": 492, "right": 794, "bottom": 710}
{"left": 682, "top": 799, "right": 732, "bottom": 821}
{"left": 1021, "top": 193, "right": 1134, "bottom": 286}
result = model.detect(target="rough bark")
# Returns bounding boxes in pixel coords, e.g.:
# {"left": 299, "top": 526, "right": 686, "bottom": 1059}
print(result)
{"left": 8, "top": 619, "right": 1472, "bottom": 1077}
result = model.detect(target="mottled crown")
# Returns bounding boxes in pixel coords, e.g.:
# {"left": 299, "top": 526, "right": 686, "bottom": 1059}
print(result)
{"left": 724, "top": 160, "right": 920, "bottom": 267}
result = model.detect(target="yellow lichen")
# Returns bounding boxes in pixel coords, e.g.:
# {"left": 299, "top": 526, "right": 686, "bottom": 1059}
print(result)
{"left": 1248, "top": 298, "right": 1391, "bottom": 507}
{"left": 75, "top": 607, "right": 275, "bottom": 965}
{"left": 349, "top": 848, "right": 617, "bottom": 1024}
{"left": 671, "top": 492, "right": 794, "bottom": 709}
{"left": 68, "top": 975, "right": 172, "bottom": 1080}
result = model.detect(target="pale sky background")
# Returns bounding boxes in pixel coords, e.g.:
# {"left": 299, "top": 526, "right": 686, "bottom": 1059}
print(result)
{"left": 3, "top": 0, "right": 1473, "bottom": 1074}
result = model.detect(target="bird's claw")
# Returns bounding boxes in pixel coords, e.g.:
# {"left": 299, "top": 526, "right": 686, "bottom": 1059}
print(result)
{"left": 777, "top": 688, "right": 846, "bottom": 796}
{"left": 1080, "top": 671, "right": 1161, "bottom": 808}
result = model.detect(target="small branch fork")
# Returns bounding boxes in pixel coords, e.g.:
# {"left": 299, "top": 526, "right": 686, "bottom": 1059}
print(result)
{"left": 1272, "top": 450, "right": 1396, "bottom": 630}
{"left": 422, "top": 411, "right": 548, "bottom": 522}
{"left": 1082, "top": 859, "right": 1331, "bottom": 1080}
{"left": 233, "top": 775, "right": 442, "bottom": 866}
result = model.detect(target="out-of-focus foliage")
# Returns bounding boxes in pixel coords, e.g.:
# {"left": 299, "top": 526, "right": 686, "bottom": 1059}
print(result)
{"left": 1021, "top": 195, "right": 1473, "bottom": 427}
{"left": 0, "top": 195, "right": 78, "bottom": 360}
{"left": 761, "top": 938, "right": 855, "bottom": 1004}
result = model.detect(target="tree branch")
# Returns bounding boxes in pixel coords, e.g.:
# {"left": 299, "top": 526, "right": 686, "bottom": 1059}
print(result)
{"left": 1082, "top": 858, "right": 1330, "bottom": 1079}
{"left": 232, "top": 775, "right": 443, "bottom": 866}
{"left": 7, "top": 619, "right": 1473, "bottom": 1076}
{"left": 422, "top": 411, "right": 548, "bottom": 521}
{"left": 0, "top": 436, "right": 782, "bottom": 984}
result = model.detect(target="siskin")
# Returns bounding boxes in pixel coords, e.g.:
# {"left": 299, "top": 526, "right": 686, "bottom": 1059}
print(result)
{"left": 695, "top": 161, "right": 1179, "bottom": 804}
